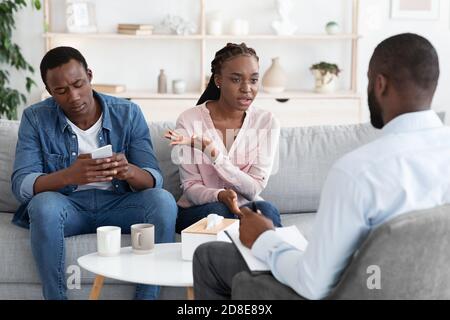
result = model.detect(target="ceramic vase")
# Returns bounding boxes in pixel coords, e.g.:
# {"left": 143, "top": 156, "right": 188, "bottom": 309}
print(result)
{"left": 262, "top": 57, "right": 287, "bottom": 93}
{"left": 157, "top": 69, "right": 167, "bottom": 94}
{"left": 325, "top": 21, "right": 340, "bottom": 35}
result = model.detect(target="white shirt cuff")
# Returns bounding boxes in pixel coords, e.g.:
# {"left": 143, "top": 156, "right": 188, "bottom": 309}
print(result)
{"left": 251, "top": 229, "right": 285, "bottom": 261}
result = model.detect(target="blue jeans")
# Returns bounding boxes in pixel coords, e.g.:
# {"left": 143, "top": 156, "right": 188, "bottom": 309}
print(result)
{"left": 176, "top": 201, "right": 282, "bottom": 233}
{"left": 26, "top": 188, "right": 177, "bottom": 300}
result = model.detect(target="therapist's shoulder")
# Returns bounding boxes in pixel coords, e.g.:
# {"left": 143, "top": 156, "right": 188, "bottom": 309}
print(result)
{"left": 332, "top": 135, "right": 387, "bottom": 176}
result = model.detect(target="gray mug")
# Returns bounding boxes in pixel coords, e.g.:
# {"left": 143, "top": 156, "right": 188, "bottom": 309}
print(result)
{"left": 131, "top": 223, "right": 155, "bottom": 254}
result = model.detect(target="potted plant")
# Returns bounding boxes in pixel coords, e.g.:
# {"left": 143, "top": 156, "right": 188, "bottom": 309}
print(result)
{"left": 0, "top": 0, "right": 41, "bottom": 120}
{"left": 310, "top": 62, "right": 341, "bottom": 93}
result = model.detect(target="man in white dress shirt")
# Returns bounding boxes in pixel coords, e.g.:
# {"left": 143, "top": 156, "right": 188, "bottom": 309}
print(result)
{"left": 192, "top": 33, "right": 450, "bottom": 299}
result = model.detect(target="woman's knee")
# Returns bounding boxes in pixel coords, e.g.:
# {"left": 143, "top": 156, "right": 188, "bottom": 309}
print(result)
{"left": 255, "top": 201, "right": 282, "bottom": 226}
{"left": 255, "top": 201, "right": 278, "bottom": 213}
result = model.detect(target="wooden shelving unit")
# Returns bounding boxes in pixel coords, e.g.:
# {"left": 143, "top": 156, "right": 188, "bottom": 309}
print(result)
{"left": 43, "top": 32, "right": 359, "bottom": 41}
{"left": 43, "top": 0, "right": 360, "bottom": 97}
{"left": 42, "top": 0, "right": 362, "bottom": 126}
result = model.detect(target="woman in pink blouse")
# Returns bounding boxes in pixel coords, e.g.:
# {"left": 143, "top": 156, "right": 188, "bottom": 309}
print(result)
{"left": 165, "top": 43, "right": 281, "bottom": 233}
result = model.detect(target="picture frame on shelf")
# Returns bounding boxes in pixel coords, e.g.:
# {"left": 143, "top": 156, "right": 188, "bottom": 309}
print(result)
{"left": 390, "top": 0, "right": 440, "bottom": 20}
{"left": 65, "top": 0, "right": 98, "bottom": 33}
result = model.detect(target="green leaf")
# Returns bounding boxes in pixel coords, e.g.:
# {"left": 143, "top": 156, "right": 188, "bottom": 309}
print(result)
{"left": 0, "top": 0, "right": 41, "bottom": 119}
{"left": 25, "top": 76, "right": 36, "bottom": 92}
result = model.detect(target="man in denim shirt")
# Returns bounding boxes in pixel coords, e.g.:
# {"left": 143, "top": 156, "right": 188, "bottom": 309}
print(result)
{"left": 11, "top": 46, "right": 177, "bottom": 300}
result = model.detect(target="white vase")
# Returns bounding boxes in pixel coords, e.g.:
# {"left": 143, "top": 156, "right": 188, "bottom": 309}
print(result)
{"left": 172, "top": 79, "right": 186, "bottom": 94}
{"left": 312, "top": 70, "right": 337, "bottom": 93}
{"left": 262, "top": 57, "right": 287, "bottom": 93}
{"left": 207, "top": 19, "right": 222, "bottom": 35}
{"left": 207, "top": 11, "right": 223, "bottom": 35}
{"left": 229, "top": 19, "right": 249, "bottom": 35}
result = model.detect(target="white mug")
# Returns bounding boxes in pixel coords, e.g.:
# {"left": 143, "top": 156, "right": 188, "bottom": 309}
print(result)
{"left": 97, "top": 226, "right": 121, "bottom": 257}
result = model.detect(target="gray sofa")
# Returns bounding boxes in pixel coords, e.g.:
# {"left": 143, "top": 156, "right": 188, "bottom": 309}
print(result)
{"left": 0, "top": 119, "right": 381, "bottom": 299}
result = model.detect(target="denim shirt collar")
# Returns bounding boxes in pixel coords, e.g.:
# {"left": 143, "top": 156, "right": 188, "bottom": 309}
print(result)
{"left": 56, "top": 91, "right": 112, "bottom": 133}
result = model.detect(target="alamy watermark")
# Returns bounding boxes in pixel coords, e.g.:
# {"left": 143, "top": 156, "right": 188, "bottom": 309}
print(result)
{"left": 169, "top": 122, "right": 280, "bottom": 176}
{"left": 366, "top": 265, "right": 381, "bottom": 290}
{"left": 66, "top": 265, "right": 81, "bottom": 290}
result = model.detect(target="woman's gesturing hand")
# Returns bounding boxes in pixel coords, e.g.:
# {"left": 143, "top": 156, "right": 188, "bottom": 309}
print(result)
{"left": 164, "top": 130, "right": 218, "bottom": 157}
{"left": 218, "top": 189, "right": 241, "bottom": 215}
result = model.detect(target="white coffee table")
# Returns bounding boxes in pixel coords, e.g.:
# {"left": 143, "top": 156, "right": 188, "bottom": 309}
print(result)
{"left": 77, "top": 243, "right": 193, "bottom": 300}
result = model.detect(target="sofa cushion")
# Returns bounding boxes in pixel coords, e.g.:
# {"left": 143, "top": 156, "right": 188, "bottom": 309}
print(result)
{"left": 3, "top": 115, "right": 444, "bottom": 214}
{"left": 0, "top": 119, "right": 381, "bottom": 214}
{"left": 148, "top": 121, "right": 181, "bottom": 200}
{"left": 0, "top": 212, "right": 132, "bottom": 284}
{"left": 260, "top": 123, "right": 381, "bottom": 213}
{"left": 0, "top": 120, "right": 20, "bottom": 213}
{"left": 148, "top": 121, "right": 382, "bottom": 213}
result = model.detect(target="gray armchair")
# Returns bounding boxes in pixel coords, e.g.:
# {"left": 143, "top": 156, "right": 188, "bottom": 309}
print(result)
{"left": 232, "top": 205, "right": 450, "bottom": 300}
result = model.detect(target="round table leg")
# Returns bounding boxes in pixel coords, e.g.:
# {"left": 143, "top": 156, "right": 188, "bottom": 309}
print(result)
{"left": 187, "top": 287, "right": 194, "bottom": 300}
{"left": 89, "top": 275, "right": 105, "bottom": 300}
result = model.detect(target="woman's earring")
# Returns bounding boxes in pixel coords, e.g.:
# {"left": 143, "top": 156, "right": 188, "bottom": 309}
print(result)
{"left": 217, "top": 85, "right": 220, "bottom": 89}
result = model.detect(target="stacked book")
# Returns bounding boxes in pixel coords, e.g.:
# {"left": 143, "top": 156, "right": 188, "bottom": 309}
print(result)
{"left": 117, "top": 24, "right": 154, "bottom": 35}
{"left": 92, "top": 84, "right": 126, "bottom": 94}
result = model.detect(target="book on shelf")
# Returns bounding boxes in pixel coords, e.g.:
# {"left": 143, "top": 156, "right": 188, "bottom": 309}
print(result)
{"left": 224, "top": 225, "right": 308, "bottom": 272}
{"left": 117, "top": 23, "right": 154, "bottom": 30}
{"left": 117, "top": 29, "right": 153, "bottom": 35}
{"left": 92, "top": 84, "right": 126, "bottom": 94}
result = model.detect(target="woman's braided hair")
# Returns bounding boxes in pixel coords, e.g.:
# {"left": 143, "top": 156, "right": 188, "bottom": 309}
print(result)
{"left": 197, "top": 43, "right": 259, "bottom": 105}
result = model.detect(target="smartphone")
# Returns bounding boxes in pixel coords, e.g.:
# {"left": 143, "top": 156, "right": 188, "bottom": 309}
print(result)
{"left": 91, "top": 144, "right": 113, "bottom": 159}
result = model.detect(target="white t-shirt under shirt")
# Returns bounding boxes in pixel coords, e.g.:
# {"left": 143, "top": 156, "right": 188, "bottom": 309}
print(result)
{"left": 66, "top": 114, "right": 113, "bottom": 191}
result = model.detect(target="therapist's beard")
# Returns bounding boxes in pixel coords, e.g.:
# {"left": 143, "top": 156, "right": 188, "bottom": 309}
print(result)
{"left": 368, "top": 90, "right": 384, "bottom": 129}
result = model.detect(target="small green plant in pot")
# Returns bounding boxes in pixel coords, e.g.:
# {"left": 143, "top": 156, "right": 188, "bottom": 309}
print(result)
{"left": 310, "top": 62, "right": 341, "bottom": 93}
{"left": 0, "top": 0, "right": 41, "bottom": 120}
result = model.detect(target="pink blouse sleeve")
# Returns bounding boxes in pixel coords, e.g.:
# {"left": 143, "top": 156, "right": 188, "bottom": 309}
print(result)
{"left": 175, "top": 115, "right": 224, "bottom": 205}
{"left": 207, "top": 117, "right": 281, "bottom": 201}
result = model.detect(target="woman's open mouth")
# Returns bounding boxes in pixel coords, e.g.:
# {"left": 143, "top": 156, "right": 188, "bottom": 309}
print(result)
{"left": 237, "top": 97, "right": 253, "bottom": 107}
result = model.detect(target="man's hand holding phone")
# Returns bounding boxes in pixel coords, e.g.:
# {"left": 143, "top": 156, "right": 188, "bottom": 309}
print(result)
{"left": 66, "top": 153, "right": 115, "bottom": 185}
{"left": 64, "top": 145, "right": 133, "bottom": 185}
{"left": 90, "top": 145, "right": 135, "bottom": 181}
{"left": 90, "top": 144, "right": 113, "bottom": 159}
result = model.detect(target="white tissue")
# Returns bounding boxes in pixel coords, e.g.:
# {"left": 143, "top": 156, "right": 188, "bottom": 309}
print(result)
{"left": 206, "top": 213, "right": 224, "bottom": 230}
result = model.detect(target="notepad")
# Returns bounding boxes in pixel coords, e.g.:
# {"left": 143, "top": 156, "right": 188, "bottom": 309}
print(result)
{"left": 225, "top": 226, "right": 308, "bottom": 272}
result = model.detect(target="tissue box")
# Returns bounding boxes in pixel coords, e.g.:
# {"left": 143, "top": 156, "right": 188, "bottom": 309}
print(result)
{"left": 181, "top": 218, "right": 239, "bottom": 261}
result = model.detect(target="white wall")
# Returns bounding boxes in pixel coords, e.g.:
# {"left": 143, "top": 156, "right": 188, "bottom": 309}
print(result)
{"left": 9, "top": 5, "right": 44, "bottom": 119}
{"left": 358, "top": 0, "right": 450, "bottom": 123}
{"left": 8, "top": 0, "right": 450, "bottom": 123}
